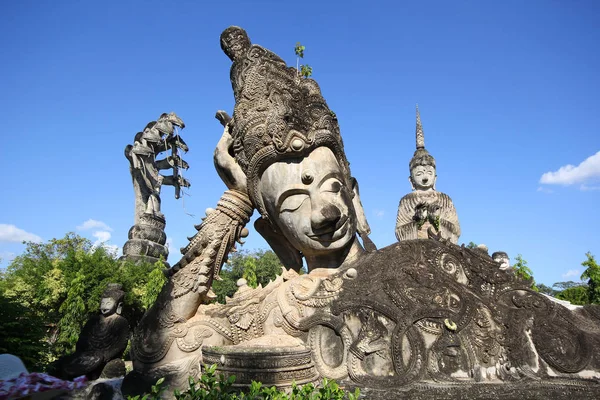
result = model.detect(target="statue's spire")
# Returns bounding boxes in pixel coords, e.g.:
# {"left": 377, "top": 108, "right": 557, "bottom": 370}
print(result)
{"left": 415, "top": 104, "right": 425, "bottom": 150}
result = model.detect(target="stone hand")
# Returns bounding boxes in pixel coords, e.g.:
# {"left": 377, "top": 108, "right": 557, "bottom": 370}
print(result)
{"left": 214, "top": 120, "right": 247, "bottom": 193}
{"left": 414, "top": 203, "right": 428, "bottom": 222}
{"left": 427, "top": 203, "right": 441, "bottom": 231}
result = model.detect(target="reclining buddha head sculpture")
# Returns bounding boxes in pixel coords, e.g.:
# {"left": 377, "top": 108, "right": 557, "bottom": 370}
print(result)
{"left": 218, "top": 26, "right": 372, "bottom": 271}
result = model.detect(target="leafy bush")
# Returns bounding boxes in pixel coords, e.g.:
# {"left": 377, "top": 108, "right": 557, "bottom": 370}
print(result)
{"left": 132, "top": 364, "right": 360, "bottom": 400}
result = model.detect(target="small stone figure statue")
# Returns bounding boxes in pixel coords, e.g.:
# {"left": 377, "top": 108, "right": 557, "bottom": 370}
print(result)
{"left": 492, "top": 251, "right": 511, "bottom": 270}
{"left": 55, "top": 284, "right": 130, "bottom": 380}
{"left": 395, "top": 107, "right": 461, "bottom": 243}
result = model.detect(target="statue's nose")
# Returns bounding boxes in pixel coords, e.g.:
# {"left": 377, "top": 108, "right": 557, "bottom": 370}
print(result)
{"left": 422, "top": 178, "right": 429, "bottom": 183}
{"left": 311, "top": 203, "right": 341, "bottom": 232}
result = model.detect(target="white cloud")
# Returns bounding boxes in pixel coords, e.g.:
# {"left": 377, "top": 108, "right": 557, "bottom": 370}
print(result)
{"left": 93, "top": 230, "right": 112, "bottom": 243}
{"left": 90, "top": 230, "right": 120, "bottom": 256}
{"left": 562, "top": 269, "right": 581, "bottom": 279}
{"left": 539, "top": 151, "right": 600, "bottom": 186}
{"left": 580, "top": 184, "right": 600, "bottom": 191}
{"left": 166, "top": 238, "right": 177, "bottom": 259}
{"left": 77, "top": 219, "right": 113, "bottom": 232}
{"left": 373, "top": 209, "right": 385, "bottom": 218}
{"left": 0, "top": 224, "right": 42, "bottom": 243}
{"left": 103, "top": 244, "right": 120, "bottom": 256}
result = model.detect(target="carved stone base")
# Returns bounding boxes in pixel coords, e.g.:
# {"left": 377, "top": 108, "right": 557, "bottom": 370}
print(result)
{"left": 123, "top": 238, "right": 168, "bottom": 260}
{"left": 202, "top": 345, "right": 320, "bottom": 389}
{"left": 119, "top": 254, "right": 170, "bottom": 268}
{"left": 351, "top": 380, "right": 600, "bottom": 400}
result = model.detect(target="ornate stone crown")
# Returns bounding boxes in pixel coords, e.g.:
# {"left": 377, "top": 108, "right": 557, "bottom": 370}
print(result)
{"left": 409, "top": 106, "right": 436, "bottom": 171}
{"left": 220, "top": 26, "right": 352, "bottom": 217}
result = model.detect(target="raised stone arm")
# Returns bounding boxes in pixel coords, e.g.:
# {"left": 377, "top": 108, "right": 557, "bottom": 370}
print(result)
{"left": 126, "top": 116, "right": 253, "bottom": 391}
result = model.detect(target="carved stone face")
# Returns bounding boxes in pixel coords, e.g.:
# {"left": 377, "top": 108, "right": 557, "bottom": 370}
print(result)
{"left": 259, "top": 147, "right": 357, "bottom": 257}
{"left": 492, "top": 254, "right": 510, "bottom": 270}
{"left": 221, "top": 28, "right": 251, "bottom": 61}
{"left": 100, "top": 297, "right": 117, "bottom": 316}
{"left": 410, "top": 165, "right": 436, "bottom": 190}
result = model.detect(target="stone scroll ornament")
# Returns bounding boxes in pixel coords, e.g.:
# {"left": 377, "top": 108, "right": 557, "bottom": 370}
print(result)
{"left": 122, "top": 113, "right": 190, "bottom": 266}
{"left": 122, "top": 27, "right": 600, "bottom": 399}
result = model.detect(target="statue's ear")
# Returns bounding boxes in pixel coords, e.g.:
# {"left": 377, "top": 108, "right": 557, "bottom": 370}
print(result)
{"left": 408, "top": 176, "right": 415, "bottom": 191}
{"left": 350, "top": 178, "right": 377, "bottom": 252}
{"left": 116, "top": 302, "right": 123, "bottom": 315}
{"left": 254, "top": 218, "right": 303, "bottom": 272}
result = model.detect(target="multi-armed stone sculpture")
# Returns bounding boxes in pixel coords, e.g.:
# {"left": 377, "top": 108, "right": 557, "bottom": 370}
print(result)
{"left": 395, "top": 108, "right": 461, "bottom": 244}
{"left": 122, "top": 26, "right": 600, "bottom": 399}
{"left": 55, "top": 284, "right": 130, "bottom": 380}
{"left": 122, "top": 113, "right": 189, "bottom": 266}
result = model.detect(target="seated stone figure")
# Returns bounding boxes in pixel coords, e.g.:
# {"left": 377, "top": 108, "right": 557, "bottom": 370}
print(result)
{"left": 55, "top": 284, "right": 130, "bottom": 380}
{"left": 395, "top": 108, "right": 461, "bottom": 243}
{"left": 123, "top": 27, "right": 600, "bottom": 398}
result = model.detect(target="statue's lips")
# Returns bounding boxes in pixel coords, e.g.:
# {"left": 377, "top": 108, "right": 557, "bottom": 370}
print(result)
{"left": 307, "top": 216, "right": 349, "bottom": 243}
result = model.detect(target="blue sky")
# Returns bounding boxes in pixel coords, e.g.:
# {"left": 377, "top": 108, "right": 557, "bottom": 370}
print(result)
{"left": 1, "top": 0, "right": 598, "bottom": 287}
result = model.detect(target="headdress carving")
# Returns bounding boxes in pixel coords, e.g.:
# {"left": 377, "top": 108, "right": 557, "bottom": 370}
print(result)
{"left": 220, "top": 26, "right": 351, "bottom": 219}
{"left": 409, "top": 105, "right": 436, "bottom": 171}
{"left": 102, "top": 283, "right": 125, "bottom": 304}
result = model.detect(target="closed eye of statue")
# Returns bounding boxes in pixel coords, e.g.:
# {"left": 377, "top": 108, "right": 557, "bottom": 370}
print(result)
{"left": 320, "top": 178, "right": 342, "bottom": 193}
{"left": 279, "top": 193, "right": 309, "bottom": 213}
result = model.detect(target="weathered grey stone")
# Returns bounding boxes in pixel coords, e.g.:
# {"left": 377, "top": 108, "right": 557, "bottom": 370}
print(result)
{"left": 395, "top": 107, "right": 461, "bottom": 244}
{"left": 492, "top": 251, "right": 511, "bottom": 270}
{"left": 121, "top": 112, "right": 188, "bottom": 267}
{"left": 55, "top": 284, "right": 130, "bottom": 380}
{"left": 122, "top": 26, "right": 600, "bottom": 399}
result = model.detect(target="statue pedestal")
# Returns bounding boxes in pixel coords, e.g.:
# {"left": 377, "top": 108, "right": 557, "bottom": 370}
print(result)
{"left": 203, "top": 344, "right": 319, "bottom": 389}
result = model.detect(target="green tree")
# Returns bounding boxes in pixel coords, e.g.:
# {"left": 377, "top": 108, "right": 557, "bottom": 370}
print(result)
{"left": 141, "top": 265, "right": 167, "bottom": 310}
{"left": 556, "top": 285, "right": 589, "bottom": 305}
{"left": 57, "top": 271, "right": 87, "bottom": 354}
{"left": 537, "top": 283, "right": 558, "bottom": 296}
{"left": 512, "top": 254, "right": 538, "bottom": 291}
{"left": 0, "top": 294, "right": 47, "bottom": 370}
{"left": 212, "top": 250, "right": 284, "bottom": 303}
{"left": 581, "top": 252, "right": 600, "bottom": 304}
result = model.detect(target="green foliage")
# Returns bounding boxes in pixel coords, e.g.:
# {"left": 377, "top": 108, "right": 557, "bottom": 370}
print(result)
{"left": 300, "top": 65, "right": 313, "bottom": 78}
{"left": 581, "top": 252, "right": 600, "bottom": 304}
{"left": 556, "top": 285, "right": 589, "bottom": 305}
{"left": 536, "top": 283, "right": 558, "bottom": 296}
{"left": 512, "top": 254, "right": 538, "bottom": 291}
{"left": 141, "top": 265, "right": 167, "bottom": 310}
{"left": 0, "top": 233, "right": 165, "bottom": 370}
{"left": 466, "top": 242, "right": 477, "bottom": 249}
{"left": 212, "top": 250, "right": 284, "bottom": 304}
{"left": 294, "top": 42, "right": 305, "bottom": 58}
{"left": 128, "top": 377, "right": 166, "bottom": 400}
{"left": 57, "top": 271, "right": 87, "bottom": 354}
{"left": 0, "top": 294, "right": 47, "bottom": 369}
{"left": 294, "top": 42, "right": 312, "bottom": 78}
{"left": 136, "top": 364, "right": 360, "bottom": 400}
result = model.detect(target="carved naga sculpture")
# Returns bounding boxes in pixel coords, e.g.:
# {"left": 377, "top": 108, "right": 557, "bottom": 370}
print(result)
{"left": 122, "top": 26, "right": 600, "bottom": 398}
{"left": 122, "top": 112, "right": 189, "bottom": 266}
